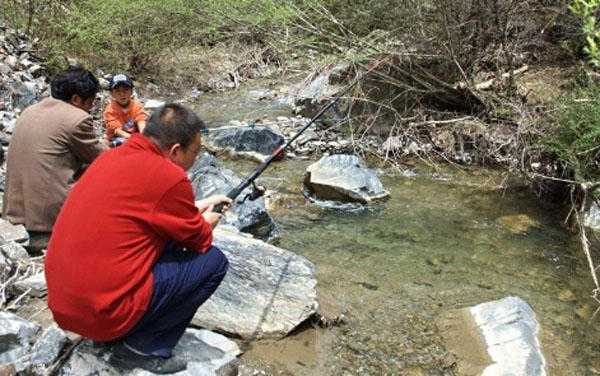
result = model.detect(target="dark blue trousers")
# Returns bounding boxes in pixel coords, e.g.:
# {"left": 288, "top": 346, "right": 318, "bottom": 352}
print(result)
{"left": 122, "top": 243, "right": 228, "bottom": 358}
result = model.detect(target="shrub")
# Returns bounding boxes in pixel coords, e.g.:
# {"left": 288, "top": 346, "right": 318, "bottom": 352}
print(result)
{"left": 543, "top": 85, "right": 600, "bottom": 182}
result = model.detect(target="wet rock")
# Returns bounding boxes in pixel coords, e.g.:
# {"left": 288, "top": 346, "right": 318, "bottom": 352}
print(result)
{"left": 304, "top": 154, "right": 389, "bottom": 203}
{"left": 497, "top": 214, "right": 539, "bottom": 234}
{"left": 59, "top": 328, "right": 240, "bottom": 376}
{"left": 14, "top": 272, "right": 46, "bottom": 297}
{"left": 0, "top": 219, "right": 29, "bottom": 245}
{"left": 189, "top": 153, "right": 276, "bottom": 240}
{"left": 0, "top": 312, "right": 40, "bottom": 370}
{"left": 193, "top": 228, "right": 318, "bottom": 339}
{"left": 206, "top": 126, "right": 285, "bottom": 163}
{"left": 557, "top": 289, "right": 576, "bottom": 303}
{"left": 30, "top": 325, "right": 68, "bottom": 368}
{"left": 469, "top": 296, "right": 546, "bottom": 376}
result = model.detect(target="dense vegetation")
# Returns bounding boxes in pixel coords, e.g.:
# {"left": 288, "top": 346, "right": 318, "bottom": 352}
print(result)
{"left": 1, "top": 0, "right": 598, "bottom": 194}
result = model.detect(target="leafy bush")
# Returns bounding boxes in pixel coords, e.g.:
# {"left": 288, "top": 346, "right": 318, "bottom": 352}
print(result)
{"left": 570, "top": 0, "right": 600, "bottom": 67}
{"left": 543, "top": 85, "right": 600, "bottom": 182}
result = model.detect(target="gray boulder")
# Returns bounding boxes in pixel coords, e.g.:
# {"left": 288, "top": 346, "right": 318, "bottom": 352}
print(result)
{"left": 30, "top": 325, "right": 69, "bottom": 368}
{"left": 291, "top": 63, "right": 352, "bottom": 120}
{"left": 59, "top": 329, "right": 240, "bottom": 376}
{"left": 14, "top": 272, "right": 46, "bottom": 297}
{"left": 470, "top": 296, "right": 546, "bottom": 376}
{"left": 6, "top": 80, "right": 38, "bottom": 110}
{"left": 304, "top": 154, "right": 389, "bottom": 203}
{"left": 206, "top": 126, "right": 284, "bottom": 163}
{"left": 0, "top": 242, "right": 28, "bottom": 262}
{"left": 189, "top": 153, "right": 276, "bottom": 240}
{"left": 0, "top": 312, "right": 40, "bottom": 370}
{"left": 193, "top": 228, "right": 318, "bottom": 339}
{"left": 0, "top": 219, "right": 29, "bottom": 245}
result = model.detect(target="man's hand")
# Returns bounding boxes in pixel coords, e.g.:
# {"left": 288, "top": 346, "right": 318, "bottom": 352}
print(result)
{"left": 202, "top": 208, "right": 222, "bottom": 228}
{"left": 195, "top": 195, "right": 232, "bottom": 213}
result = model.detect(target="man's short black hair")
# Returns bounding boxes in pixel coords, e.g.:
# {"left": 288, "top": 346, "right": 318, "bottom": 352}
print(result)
{"left": 51, "top": 66, "right": 100, "bottom": 102}
{"left": 143, "top": 103, "right": 206, "bottom": 150}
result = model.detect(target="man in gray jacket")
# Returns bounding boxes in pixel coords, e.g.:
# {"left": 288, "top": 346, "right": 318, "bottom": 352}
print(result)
{"left": 2, "top": 67, "right": 107, "bottom": 251}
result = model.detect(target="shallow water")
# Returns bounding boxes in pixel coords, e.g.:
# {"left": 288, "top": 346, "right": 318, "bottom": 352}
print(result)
{"left": 193, "top": 84, "right": 600, "bottom": 375}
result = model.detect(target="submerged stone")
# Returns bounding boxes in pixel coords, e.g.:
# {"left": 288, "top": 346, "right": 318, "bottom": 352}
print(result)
{"left": 304, "top": 154, "right": 389, "bottom": 203}
{"left": 189, "top": 153, "right": 276, "bottom": 240}
{"left": 193, "top": 228, "right": 318, "bottom": 339}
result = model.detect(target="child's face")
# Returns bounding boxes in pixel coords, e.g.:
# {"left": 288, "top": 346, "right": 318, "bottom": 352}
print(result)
{"left": 111, "top": 85, "right": 133, "bottom": 107}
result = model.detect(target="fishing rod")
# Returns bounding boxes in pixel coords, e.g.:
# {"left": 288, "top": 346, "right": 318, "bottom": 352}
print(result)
{"left": 212, "top": 62, "right": 380, "bottom": 213}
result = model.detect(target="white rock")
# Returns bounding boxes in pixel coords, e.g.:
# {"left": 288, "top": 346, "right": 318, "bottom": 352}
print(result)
{"left": 15, "top": 272, "right": 46, "bottom": 297}
{"left": 143, "top": 99, "right": 165, "bottom": 110}
{"left": 470, "top": 296, "right": 546, "bottom": 376}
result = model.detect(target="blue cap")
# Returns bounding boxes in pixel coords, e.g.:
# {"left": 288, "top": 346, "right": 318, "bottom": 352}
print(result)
{"left": 109, "top": 74, "right": 133, "bottom": 90}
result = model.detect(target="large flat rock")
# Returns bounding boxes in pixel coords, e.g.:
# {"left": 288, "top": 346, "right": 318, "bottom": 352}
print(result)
{"left": 59, "top": 329, "right": 240, "bottom": 376}
{"left": 193, "top": 228, "right": 318, "bottom": 339}
{"left": 304, "top": 154, "right": 389, "bottom": 203}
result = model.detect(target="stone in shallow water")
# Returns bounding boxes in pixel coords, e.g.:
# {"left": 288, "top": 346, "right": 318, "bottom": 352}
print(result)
{"left": 59, "top": 329, "right": 240, "bottom": 376}
{"left": 189, "top": 153, "right": 276, "bottom": 240}
{"left": 304, "top": 154, "right": 389, "bottom": 203}
{"left": 193, "top": 228, "right": 318, "bottom": 339}
{"left": 470, "top": 296, "right": 546, "bottom": 376}
{"left": 207, "top": 126, "right": 284, "bottom": 162}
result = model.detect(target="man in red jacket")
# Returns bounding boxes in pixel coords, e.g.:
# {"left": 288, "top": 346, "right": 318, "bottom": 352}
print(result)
{"left": 45, "top": 103, "right": 231, "bottom": 374}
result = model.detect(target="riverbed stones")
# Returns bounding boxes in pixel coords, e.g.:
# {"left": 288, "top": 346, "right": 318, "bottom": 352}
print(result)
{"left": 474, "top": 297, "right": 546, "bottom": 375}
{"left": 193, "top": 228, "right": 318, "bottom": 339}
{"left": 303, "top": 154, "right": 389, "bottom": 203}
{"left": 189, "top": 153, "right": 276, "bottom": 240}
{"left": 205, "top": 125, "right": 284, "bottom": 163}
{"left": 59, "top": 328, "right": 240, "bottom": 376}
{"left": 439, "top": 296, "right": 546, "bottom": 376}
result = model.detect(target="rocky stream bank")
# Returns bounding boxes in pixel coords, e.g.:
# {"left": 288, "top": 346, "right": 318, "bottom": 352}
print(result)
{"left": 1, "top": 24, "right": 599, "bottom": 375}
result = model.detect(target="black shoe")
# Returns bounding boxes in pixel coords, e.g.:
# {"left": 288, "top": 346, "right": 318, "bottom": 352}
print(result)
{"left": 110, "top": 343, "right": 187, "bottom": 374}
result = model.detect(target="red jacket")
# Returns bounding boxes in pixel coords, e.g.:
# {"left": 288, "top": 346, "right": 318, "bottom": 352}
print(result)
{"left": 45, "top": 134, "right": 213, "bottom": 341}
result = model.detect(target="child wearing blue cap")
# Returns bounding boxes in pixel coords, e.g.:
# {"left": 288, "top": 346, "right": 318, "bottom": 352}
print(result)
{"left": 103, "top": 74, "right": 147, "bottom": 146}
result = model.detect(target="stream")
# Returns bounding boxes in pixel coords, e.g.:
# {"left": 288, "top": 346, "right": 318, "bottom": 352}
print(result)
{"left": 186, "top": 82, "right": 600, "bottom": 375}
